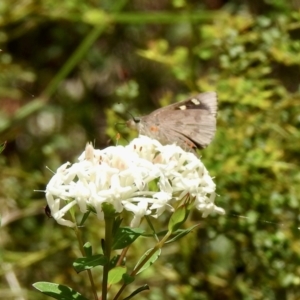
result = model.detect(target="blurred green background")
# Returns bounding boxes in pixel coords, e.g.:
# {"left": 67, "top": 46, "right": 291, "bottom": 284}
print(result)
{"left": 1, "top": 0, "right": 300, "bottom": 299}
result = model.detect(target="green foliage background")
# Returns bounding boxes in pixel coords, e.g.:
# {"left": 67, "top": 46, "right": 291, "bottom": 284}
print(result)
{"left": 1, "top": 0, "right": 300, "bottom": 299}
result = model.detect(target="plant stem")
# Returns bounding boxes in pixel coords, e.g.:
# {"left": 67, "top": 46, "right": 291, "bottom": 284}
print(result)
{"left": 102, "top": 215, "right": 114, "bottom": 300}
{"left": 74, "top": 226, "right": 98, "bottom": 300}
{"left": 113, "top": 230, "right": 172, "bottom": 300}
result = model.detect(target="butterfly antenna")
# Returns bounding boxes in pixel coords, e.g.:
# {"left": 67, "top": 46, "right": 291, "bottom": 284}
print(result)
{"left": 18, "top": 86, "right": 35, "bottom": 98}
{"left": 126, "top": 111, "right": 140, "bottom": 123}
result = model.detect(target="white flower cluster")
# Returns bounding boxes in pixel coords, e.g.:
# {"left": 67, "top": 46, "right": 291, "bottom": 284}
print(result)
{"left": 45, "top": 136, "right": 225, "bottom": 227}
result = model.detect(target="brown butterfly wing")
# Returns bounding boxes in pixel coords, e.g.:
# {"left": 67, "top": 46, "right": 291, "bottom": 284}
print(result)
{"left": 145, "top": 92, "right": 216, "bottom": 116}
{"left": 139, "top": 92, "right": 217, "bottom": 150}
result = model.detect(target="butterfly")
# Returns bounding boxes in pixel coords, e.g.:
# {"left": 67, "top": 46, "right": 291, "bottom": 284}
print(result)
{"left": 127, "top": 91, "right": 217, "bottom": 151}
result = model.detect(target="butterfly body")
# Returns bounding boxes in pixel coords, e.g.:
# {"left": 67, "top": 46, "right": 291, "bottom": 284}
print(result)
{"left": 127, "top": 92, "right": 217, "bottom": 151}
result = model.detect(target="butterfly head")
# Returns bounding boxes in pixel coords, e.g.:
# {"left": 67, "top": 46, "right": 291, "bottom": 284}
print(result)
{"left": 126, "top": 116, "right": 142, "bottom": 131}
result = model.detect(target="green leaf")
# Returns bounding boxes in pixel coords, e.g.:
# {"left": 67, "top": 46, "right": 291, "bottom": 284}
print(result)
{"left": 83, "top": 242, "right": 92, "bottom": 257}
{"left": 165, "top": 224, "right": 200, "bottom": 244}
{"left": 0, "top": 141, "right": 6, "bottom": 154}
{"left": 122, "top": 273, "right": 135, "bottom": 285}
{"left": 134, "top": 248, "right": 161, "bottom": 275}
{"left": 73, "top": 254, "right": 108, "bottom": 273}
{"left": 79, "top": 211, "right": 91, "bottom": 226}
{"left": 108, "top": 266, "right": 127, "bottom": 285}
{"left": 123, "top": 285, "right": 150, "bottom": 300}
{"left": 109, "top": 254, "right": 121, "bottom": 269}
{"left": 112, "top": 227, "right": 145, "bottom": 250}
{"left": 168, "top": 205, "right": 190, "bottom": 233}
{"left": 32, "top": 282, "right": 89, "bottom": 300}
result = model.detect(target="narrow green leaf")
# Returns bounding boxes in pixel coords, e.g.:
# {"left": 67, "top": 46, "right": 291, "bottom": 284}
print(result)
{"left": 123, "top": 284, "right": 150, "bottom": 300}
{"left": 112, "top": 227, "right": 144, "bottom": 250}
{"left": 0, "top": 141, "right": 6, "bottom": 153}
{"left": 168, "top": 205, "right": 190, "bottom": 233}
{"left": 134, "top": 248, "right": 161, "bottom": 275}
{"left": 145, "top": 215, "right": 157, "bottom": 233}
{"left": 108, "top": 266, "right": 127, "bottom": 285}
{"left": 165, "top": 224, "right": 200, "bottom": 244}
{"left": 33, "top": 282, "right": 89, "bottom": 300}
{"left": 79, "top": 211, "right": 91, "bottom": 226}
{"left": 83, "top": 242, "right": 92, "bottom": 257}
{"left": 73, "top": 254, "right": 108, "bottom": 273}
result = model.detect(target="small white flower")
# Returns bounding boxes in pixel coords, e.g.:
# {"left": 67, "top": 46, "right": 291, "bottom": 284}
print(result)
{"left": 45, "top": 136, "right": 225, "bottom": 227}
{"left": 123, "top": 200, "right": 151, "bottom": 227}
{"left": 149, "top": 192, "right": 174, "bottom": 217}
